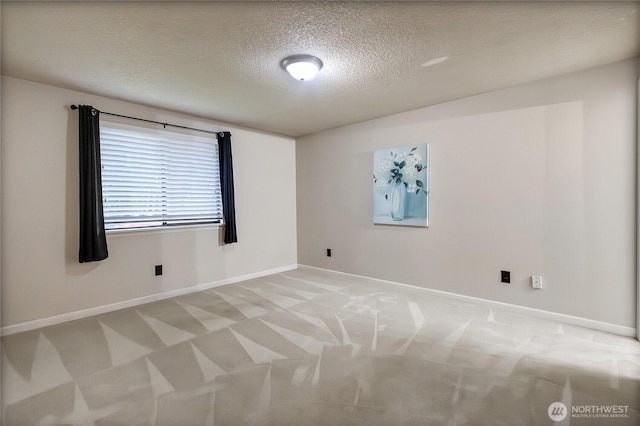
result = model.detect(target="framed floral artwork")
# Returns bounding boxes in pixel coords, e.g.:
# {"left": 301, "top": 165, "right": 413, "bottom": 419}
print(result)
{"left": 373, "top": 143, "right": 429, "bottom": 227}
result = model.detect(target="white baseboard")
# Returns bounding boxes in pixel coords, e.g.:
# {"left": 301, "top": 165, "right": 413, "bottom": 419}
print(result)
{"left": 4, "top": 263, "right": 635, "bottom": 339}
{"left": 298, "top": 264, "right": 637, "bottom": 338}
{"left": 0, "top": 264, "right": 298, "bottom": 336}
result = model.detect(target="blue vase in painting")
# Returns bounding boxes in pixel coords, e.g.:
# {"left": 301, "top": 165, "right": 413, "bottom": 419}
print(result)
{"left": 390, "top": 182, "right": 406, "bottom": 220}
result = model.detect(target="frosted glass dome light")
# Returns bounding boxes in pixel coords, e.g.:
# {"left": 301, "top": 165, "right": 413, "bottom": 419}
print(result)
{"left": 282, "top": 54, "right": 323, "bottom": 81}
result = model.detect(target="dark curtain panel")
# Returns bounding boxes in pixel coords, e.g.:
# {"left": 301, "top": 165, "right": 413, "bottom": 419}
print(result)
{"left": 78, "top": 105, "right": 108, "bottom": 262}
{"left": 218, "top": 132, "right": 238, "bottom": 244}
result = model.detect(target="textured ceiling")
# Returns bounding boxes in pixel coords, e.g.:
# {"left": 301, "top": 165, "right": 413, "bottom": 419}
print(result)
{"left": 2, "top": 1, "right": 639, "bottom": 137}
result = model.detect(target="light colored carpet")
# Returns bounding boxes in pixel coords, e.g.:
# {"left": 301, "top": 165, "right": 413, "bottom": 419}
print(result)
{"left": 2, "top": 267, "right": 639, "bottom": 425}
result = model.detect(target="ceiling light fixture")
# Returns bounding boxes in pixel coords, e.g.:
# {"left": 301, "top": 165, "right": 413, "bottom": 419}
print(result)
{"left": 281, "top": 54, "right": 323, "bottom": 81}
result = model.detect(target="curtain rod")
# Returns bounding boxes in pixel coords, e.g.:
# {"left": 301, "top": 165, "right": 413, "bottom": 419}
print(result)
{"left": 70, "top": 105, "right": 224, "bottom": 137}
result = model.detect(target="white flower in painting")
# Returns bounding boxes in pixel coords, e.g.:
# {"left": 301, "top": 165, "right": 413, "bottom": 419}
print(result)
{"left": 401, "top": 163, "right": 418, "bottom": 183}
{"left": 401, "top": 152, "right": 421, "bottom": 183}
{"left": 375, "top": 159, "right": 394, "bottom": 179}
{"left": 406, "top": 183, "right": 418, "bottom": 193}
{"left": 374, "top": 147, "right": 426, "bottom": 196}
{"left": 374, "top": 159, "right": 394, "bottom": 193}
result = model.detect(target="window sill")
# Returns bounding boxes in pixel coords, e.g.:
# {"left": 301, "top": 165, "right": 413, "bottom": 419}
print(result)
{"left": 106, "top": 223, "right": 223, "bottom": 238}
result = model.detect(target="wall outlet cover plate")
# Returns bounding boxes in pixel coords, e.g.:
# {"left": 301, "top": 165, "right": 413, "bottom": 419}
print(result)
{"left": 532, "top": 275, "right": 543, "bottom": 289}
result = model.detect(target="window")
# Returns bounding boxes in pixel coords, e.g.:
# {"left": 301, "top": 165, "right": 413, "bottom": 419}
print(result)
{"left": 99, "top": 122, "right": 223, "bottom": 230}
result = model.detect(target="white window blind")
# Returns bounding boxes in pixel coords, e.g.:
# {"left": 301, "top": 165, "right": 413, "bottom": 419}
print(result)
{"left": 99, "top": 122, "right": 223, "bottom": 230}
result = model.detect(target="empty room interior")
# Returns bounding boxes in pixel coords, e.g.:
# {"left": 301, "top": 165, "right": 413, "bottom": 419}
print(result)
{"left": 1, "top": 1, "right": 640, "bottom": 425}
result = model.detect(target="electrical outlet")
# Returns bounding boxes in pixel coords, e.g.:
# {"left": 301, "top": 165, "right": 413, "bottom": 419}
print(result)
{"left": 532, "top": 275, "right": 543, "bottom": 289}
{"left": 501, "top": 270, "right": 510, "bottom": 284}
{"left": 155, "top": 265, "right": 163, "bottom": 276}
{"left": 326, "top": 248, "right": 332, "bottom": 257}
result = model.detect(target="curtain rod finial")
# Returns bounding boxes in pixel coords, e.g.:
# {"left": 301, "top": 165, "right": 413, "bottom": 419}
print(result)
{"left": 70, "top": 105, "right": 78, "bottom": 110}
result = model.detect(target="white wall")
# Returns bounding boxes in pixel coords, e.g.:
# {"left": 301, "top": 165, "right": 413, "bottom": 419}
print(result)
{"left": 637, "top": 57, "right": 640, "bottom": 338}
{"left": 297, "top": 59, "right": 638, "bottom": 328}
{"left": 1, "top": 76, "right": 297, "bottom": 327}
